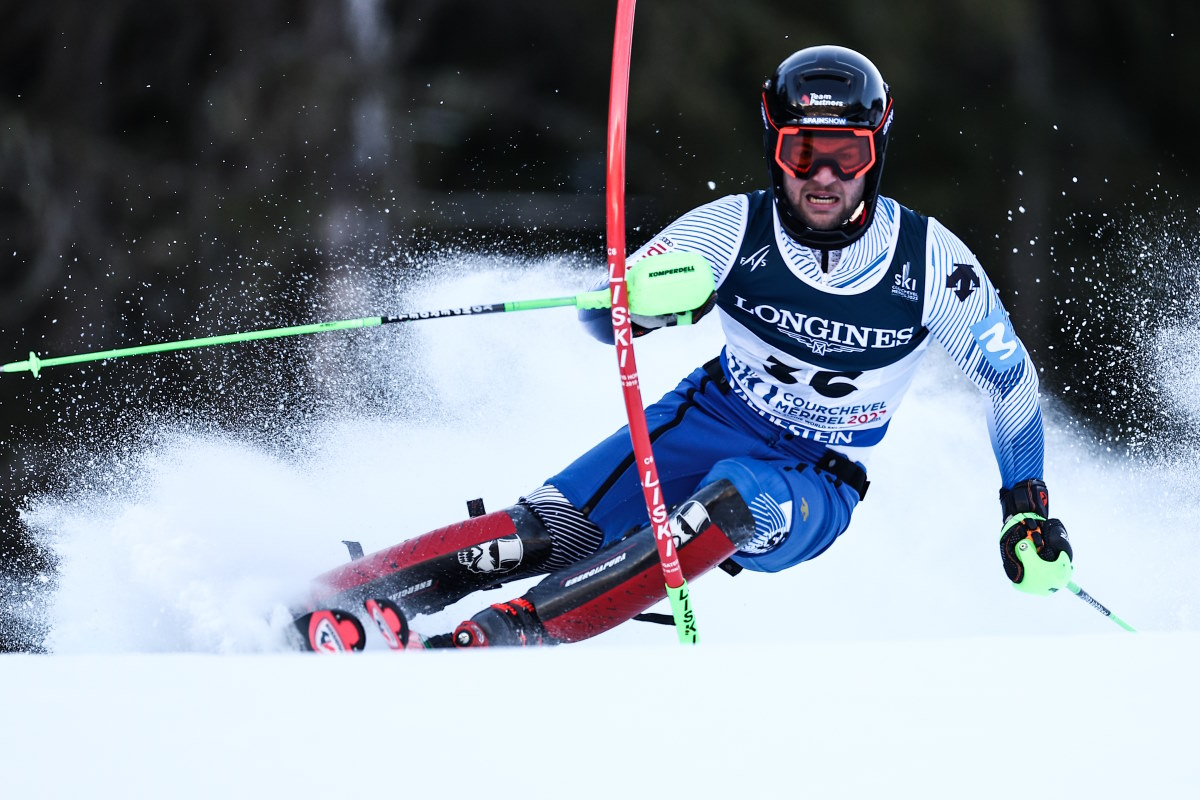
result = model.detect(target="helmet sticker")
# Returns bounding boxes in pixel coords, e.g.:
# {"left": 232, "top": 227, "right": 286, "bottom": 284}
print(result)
{"left": 801, "top": 92, "right": 846, "bottom": 108}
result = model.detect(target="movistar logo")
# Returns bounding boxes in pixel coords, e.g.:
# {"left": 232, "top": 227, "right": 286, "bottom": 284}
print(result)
{"left": 733, "top": 295, "right": 915, "bottom": 352}
{"left": 970, "top": 308, "right": 1025, "bottom": 372}
{"left": 977, "top": 322, "right": 1018, "bottom": 360}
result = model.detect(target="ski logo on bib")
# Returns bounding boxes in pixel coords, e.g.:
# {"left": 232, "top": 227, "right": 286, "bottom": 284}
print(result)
{"left": 891, "top": 261, "right": 919, "bottom": 302}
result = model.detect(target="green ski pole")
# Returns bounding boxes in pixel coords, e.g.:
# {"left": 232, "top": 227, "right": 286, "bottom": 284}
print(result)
{"left": 1, "top": 291, "right": 613, "bottom": 379}
{"left": 1067, "top": 580, "right": 1136, "bottom": 632}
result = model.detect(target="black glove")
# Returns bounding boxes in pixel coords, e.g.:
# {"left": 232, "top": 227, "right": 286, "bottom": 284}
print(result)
{"left": 998, "top": 479, "right": 1074, "bottom": 595}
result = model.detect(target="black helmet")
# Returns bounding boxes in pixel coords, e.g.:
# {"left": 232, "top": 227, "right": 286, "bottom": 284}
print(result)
{"left": 761, "top": 45, "right": 894, "bottom": 249}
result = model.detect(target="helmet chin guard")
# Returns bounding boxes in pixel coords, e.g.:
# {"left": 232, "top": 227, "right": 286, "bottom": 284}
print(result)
{"left": 761, "top": 45, "right": 894, "bottom": 250}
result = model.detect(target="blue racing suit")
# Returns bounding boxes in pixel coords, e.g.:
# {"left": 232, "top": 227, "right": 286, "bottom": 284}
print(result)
{"left": 548, "top": 190, "right": 1043, "bottom": 573}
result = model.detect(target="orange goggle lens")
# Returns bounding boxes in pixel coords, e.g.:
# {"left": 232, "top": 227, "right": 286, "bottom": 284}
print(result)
{"left": 775, "top": 127, "right": 876, "bottom": 180}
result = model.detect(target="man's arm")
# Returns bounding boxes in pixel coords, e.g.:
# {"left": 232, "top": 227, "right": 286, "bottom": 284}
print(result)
{"left": 579, "top": 194, "right": 748, "bottom": 343}
{"left": 923, "top": 217, "right": 1073, "bottom": 595}
{"left": 923, "top": 217, "right": 1044, "bottom": 488}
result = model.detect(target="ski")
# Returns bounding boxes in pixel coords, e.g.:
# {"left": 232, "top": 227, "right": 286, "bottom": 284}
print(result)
{"left": 364, "top": 597, "right": 426, "bottom": 651}
{"left": 292, "top": 598, "right": 429, "bottom": 653}
{"left": 293, "top": 608, "right": 367, "bottom": 653}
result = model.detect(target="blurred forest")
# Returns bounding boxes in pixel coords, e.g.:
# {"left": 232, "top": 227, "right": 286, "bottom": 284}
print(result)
{"left": 2, "top": 1, "right": 1199, "bottom": 648}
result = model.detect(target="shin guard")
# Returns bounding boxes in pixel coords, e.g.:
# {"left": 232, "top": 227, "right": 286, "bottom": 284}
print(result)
{"left": 452, "top": 479, "right": 755, "bottom": 646}
{"left": 306, "top": 506, "right": 553, "bottom": 615}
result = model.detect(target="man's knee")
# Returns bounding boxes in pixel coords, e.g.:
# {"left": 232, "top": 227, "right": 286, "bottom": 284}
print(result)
{"left": 703, "top": 456, "right": 858, "bottom": 573}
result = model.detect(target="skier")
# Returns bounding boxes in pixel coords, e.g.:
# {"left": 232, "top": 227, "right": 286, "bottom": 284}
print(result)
{"left": 301, "top": 44, "right": 1073, "bottom": 650}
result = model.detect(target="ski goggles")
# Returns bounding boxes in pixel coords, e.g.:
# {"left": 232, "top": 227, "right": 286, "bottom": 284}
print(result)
{"left": 774, "top": 126, "right": 877, "bottom": 181}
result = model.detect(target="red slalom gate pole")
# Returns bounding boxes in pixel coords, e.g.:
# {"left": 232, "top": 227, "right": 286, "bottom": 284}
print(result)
{"left": 605, "top": 0, "right": 698, "bottom": 644}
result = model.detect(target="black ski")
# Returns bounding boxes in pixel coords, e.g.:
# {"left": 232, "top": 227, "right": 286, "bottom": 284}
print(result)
{"left": 292, "top": 608, "right": 367, "bottom": 653}
{"left": 292, "top": 598, "right": 429, "bottom": 653}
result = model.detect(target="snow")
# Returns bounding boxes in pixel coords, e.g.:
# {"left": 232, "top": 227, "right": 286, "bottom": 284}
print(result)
{"left": 5, "top": 261, "right": 1199, "bottom": 798}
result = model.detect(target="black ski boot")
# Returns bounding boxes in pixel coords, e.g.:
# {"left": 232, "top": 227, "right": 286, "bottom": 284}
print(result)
{"left": 452, "top": 598, "right": 550, "bottom": 647}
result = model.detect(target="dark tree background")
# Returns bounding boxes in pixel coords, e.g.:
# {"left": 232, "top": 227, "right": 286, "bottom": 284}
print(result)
{"left": 2, "top": 1, "right": 1198, "bottom": 649}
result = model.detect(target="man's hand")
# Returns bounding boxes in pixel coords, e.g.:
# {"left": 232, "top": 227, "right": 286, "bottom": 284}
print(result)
{"left": 1000, "top": 514, "right": 1073, "bottom": 595}
{"left": 998, "top": 479, "right": 1074, "bottom": 596}
{"left": 630, "top": 292, "right": 716, "bottom": 335}
{"left": 626, "top": 251, "right": 716, "bottom": 332}
{"left": 575, "top": 250, "right": 717, "bottom": 342}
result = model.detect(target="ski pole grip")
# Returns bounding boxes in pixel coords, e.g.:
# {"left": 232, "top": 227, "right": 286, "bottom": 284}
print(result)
{"left": 626, "top": 252, "right": 715, "bottom": 317}
{"left": 575, "top": 289, "right": 613, "bottom": 310}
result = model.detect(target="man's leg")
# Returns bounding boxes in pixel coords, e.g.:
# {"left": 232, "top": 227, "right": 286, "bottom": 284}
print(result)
{"left": 305, "top": 503, "right": 554, "bottom": 615}
{"left": 303, "top": 363, "right": 744, "bottom": 619}
{"left": 304, "top": 484, "right": 608, "bottom": 616}
{"left": 441, "top": 450, "right": 865, "bottom": 647}
{"left": 446, "top": 478, "right": 757, "bottom": 646}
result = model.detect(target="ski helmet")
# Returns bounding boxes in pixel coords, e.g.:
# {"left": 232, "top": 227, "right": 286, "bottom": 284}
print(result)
{"left": 761, "top": 45, "right": 894, "bottom": 249}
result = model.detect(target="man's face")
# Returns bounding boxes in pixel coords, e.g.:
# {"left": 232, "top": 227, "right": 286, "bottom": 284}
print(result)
{"left": 782, "top": 166, "right": 866, "bottom": 231}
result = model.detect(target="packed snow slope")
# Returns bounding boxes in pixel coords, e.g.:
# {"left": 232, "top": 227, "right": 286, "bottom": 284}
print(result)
{"left": 4, "top": 260, "right": 1198, "bottom": 798}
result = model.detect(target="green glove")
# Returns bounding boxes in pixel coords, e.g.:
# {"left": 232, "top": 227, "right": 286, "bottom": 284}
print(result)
{"left": 625, "top": 251, "right": 716, "bottom": 320}
{"left": 573, "top": 251, "right": 717, "bottom": 335}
